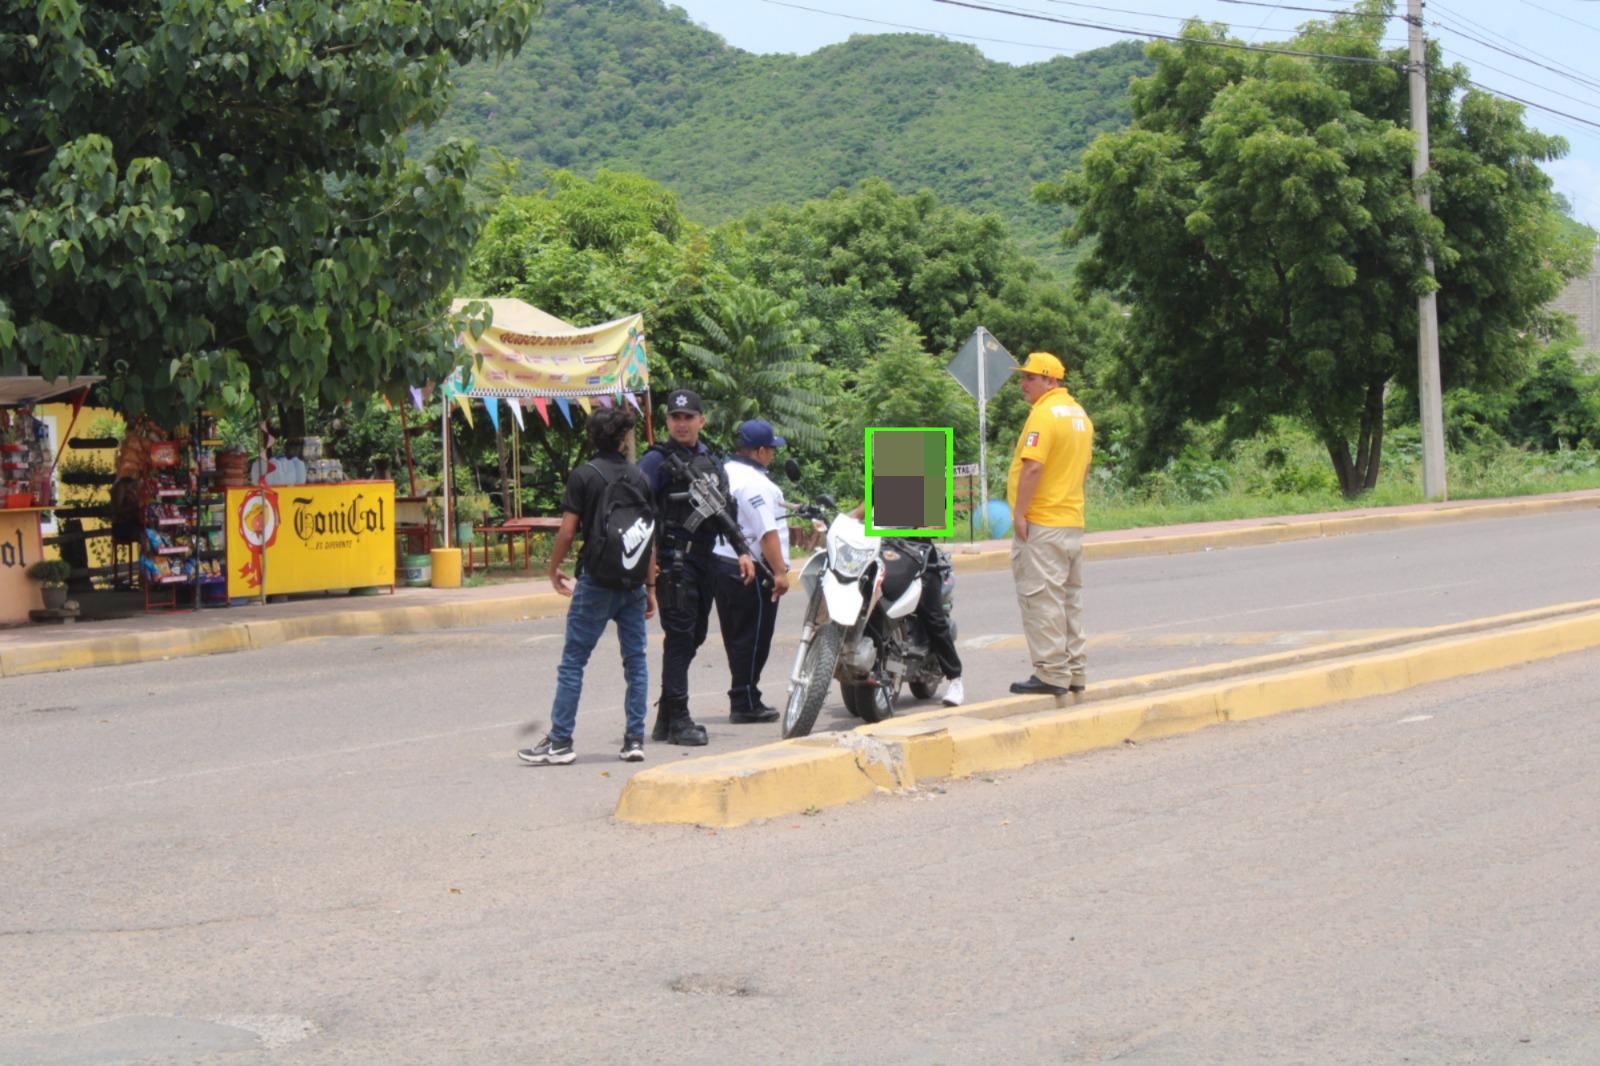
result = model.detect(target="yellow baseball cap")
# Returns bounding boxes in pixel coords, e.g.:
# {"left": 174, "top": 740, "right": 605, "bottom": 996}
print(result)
{"left": 1011, "top": 351, "right": 1065, "bottom": 379}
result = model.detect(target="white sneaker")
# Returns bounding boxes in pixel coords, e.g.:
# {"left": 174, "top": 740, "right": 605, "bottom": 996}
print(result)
{"left": 941, "top": 677, "right": 965, "bottom": 707}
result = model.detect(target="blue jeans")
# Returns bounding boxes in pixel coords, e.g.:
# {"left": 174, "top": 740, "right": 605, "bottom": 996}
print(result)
{"left": 549, "top": 574, "right": 650, "bottom": 743}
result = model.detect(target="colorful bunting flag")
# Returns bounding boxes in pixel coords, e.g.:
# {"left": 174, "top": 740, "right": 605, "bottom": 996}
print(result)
{"left": 410, "top": 387, "right": 426, "bottom": 411}
{"left": 507, "top": 397, "right": 525, "bottom": 430}
{"left": 483, "top": 395, "right": 501, "bottom": 433}
{"left": 453, "top": 392, "right": 474, "bottom": 428}
{"left": 624, "top": 393, "right": 643, "bottom": 414}
{"left": 598, "top": 395, "right": 614, "bottom": 409}
{"left": 576, "top": 396, "right": 593, "bottom": 417}
{"left": 554, "top": 397, "right": 573, "bottom": 426}
{"left": 532, "top": 397, "right": 550, "bottom": 425}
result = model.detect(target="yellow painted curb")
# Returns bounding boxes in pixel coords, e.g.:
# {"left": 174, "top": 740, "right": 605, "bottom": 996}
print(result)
{"left": 0, "top": 591, "right": 570, "bottom": 678}
{"left": 614, "top": 604, "right": 1600, "bottom": 827}
{"left": 947, "top": 491, "right": 1600, "bottom": 570}
{"left": 0, "top": 625, "right": 253, "bottom": 677}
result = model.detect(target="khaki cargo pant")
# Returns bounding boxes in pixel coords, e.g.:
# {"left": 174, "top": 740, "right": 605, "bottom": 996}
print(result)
{"left": 1010, "top": 523, "right": 1086, "bottom": 689}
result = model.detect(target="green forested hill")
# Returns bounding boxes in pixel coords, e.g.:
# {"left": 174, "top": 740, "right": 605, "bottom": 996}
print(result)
{"left": 415, "top": 0, "right": 1150, "bottom": 268}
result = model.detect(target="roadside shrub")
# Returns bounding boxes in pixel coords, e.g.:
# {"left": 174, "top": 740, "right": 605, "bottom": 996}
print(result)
{"left": 1506, "top": 345, "right": 1600, "bottom": 450}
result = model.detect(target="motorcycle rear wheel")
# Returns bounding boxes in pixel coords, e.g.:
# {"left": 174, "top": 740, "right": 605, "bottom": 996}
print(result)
{"left": 783, "top": 622, "right": 842, "bottom": 739}
{"left": 846, "top": 680, "right": 897, "bottom": 723}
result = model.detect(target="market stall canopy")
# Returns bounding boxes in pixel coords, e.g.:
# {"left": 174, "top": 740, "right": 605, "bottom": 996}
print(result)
{"left": 0, "top": 375, "right": 104, "bottom": 406}
{"left": 453, "top": 297, "right": 574, "bottom": 335}
{"left": 449, "top": 298, "right": 650, "bottom": 399}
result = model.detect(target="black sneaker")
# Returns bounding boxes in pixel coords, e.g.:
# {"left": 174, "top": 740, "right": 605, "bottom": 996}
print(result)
{"left": 619, "top": 736, "right": 645, "bottom": 762}
{"left": 518, "top": 736, "right": 575, "bottom": 765}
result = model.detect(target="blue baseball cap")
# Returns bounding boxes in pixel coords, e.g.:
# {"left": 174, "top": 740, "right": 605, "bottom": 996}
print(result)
{"left": 734, "top": 419, "right": 785, "bottom": 449}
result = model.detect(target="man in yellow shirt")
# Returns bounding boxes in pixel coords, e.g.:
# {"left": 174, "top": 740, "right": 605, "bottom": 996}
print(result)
{"left": 1005, "top": 351, "right": 1093, "bottom": 696}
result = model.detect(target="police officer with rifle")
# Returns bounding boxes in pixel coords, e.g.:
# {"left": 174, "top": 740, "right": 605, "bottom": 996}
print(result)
{"left": 638, "top": 389, "right": 762, "bottom": 745}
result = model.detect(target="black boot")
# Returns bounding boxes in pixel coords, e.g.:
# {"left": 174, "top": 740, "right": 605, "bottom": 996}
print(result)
{"left": 651, "top": 697, "right": 674, "bottom": 743}
{"left": 659, "top": 697, "right": 708, "bottom": 746}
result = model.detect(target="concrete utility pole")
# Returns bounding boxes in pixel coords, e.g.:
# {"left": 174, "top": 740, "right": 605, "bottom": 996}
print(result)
{"left": 1409, "top": 0, "right": 1448, "bottom": 499}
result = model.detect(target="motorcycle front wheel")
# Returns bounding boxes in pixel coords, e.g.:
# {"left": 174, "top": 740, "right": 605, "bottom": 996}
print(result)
{"left": 783, "top": 622, "right": 843, "bottom": 739}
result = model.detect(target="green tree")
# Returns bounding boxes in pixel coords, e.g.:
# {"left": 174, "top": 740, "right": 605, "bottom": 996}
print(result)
{"left": 1044, "top": 9, "right": 1592, "bottom": 497}
{"left": 727, "top": 181, "right": 1126, "bottom": 486}
{"left": 467, "top": 169, "right": 726, "bottom": 391}
{"left": 729, "top": 179, "right": 1018, "bottom": 360}
{"left": 2, "top": 0, "right": 541, "bottom": 422}
{"left": 680, "top": 284, "right": 828, "bottom": 448}
{"left": 847, "top": 317, "right": 978, "bottom": 485}
{"left": 463, "top": 170, "right": 738, "bottom": 503}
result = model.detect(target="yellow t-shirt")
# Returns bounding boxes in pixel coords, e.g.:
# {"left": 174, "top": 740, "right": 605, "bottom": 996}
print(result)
{"left": 1006, "top": 386, "right": 1093, "bottom": 527}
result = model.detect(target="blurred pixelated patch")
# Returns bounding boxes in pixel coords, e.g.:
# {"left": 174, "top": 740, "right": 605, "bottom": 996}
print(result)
{"left": 864, "top": 427, "right": 953, "bottom": 536}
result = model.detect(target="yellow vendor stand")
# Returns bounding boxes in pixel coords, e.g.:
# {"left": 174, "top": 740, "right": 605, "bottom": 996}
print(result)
{"left": 0, "top": 507, "right": 47, "bottom": 624}
{"left": 224, "top": 481, "right": 396, "bottom": 598}
{"left": 2, "top": 373, "right": 103, "bottom": 625}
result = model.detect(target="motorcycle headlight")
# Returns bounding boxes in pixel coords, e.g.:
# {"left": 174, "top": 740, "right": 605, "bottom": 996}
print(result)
{"left": 831, "top": 538, "right": 876, "bottom": 579}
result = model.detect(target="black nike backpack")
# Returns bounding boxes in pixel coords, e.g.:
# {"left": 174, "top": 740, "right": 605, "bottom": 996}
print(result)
{"left": 583, "top": 461, "right": 657, "bottom": 589}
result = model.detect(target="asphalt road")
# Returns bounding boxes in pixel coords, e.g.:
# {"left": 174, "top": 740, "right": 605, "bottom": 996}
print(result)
{"left": 2, "top": 511, "right": 1599, "bottom": 1062}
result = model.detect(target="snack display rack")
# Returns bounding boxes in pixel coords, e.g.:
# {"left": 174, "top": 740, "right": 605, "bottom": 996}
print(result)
{"left": 141, "top": 417, "right": 228, "bottom": 611}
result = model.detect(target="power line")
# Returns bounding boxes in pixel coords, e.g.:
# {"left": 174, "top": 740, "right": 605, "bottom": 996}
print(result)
{"left": 1035, "top": 0, "right": 1405, "bottom": 44}
{"left": 1519, "top": 0, "right": 1600, "bottom": 34}
{"left": 1423, "top": 10, "right": 1600, "bottom": 93}
{"left": 1466, "top": 79, "right": 1600, "bottom": 132}
{"left": 769, "top": 0, "right": 1600, "bottom": 136}
{"left": 756, "top": 0, "right": 1368, "bottom": 55}
{"left": 761, "top": 0, "right": 1406, "bottom": 64}
{"left": 1431, "top": 1, "right": 1600, "bottom": 90}
{"left": 1036, "top": 0, "right": 1332, "bottom": 31}
{"left": 1035, "top": 0, "right": 1351, "bottom": 35}
{"left": 1238, "top": 1, "right": 1287, "bottom": 45}
{"left": 753, "top": 0, "right": 1121, "bottom": 54}
{"left": 1218, "top": 0, "right": 1381, "bottom": 14}
{"left": 1439, "top": 45, "right": 1600, "bottom": 117}
{"left": 930, "top": 0, "right": 1404, "bottom": 65}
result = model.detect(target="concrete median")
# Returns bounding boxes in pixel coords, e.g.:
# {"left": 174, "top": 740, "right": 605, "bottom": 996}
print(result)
{"left": 614, "top": 599, "right": 1600, "bottom": 827}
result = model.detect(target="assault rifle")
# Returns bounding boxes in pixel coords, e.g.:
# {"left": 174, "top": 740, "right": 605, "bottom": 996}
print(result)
{"left": 660, "top": 447, "right": 774, "bottom": 588}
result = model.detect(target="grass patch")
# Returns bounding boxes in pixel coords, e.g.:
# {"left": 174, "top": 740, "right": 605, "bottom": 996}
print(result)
{"left": 1084, "top": 424, "right": 1600, "bottom": 533}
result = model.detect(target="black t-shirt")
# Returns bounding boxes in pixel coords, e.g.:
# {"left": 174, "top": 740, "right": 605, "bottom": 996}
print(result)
{"left": 561, "top": 451, "right": 650, "bottom": 579}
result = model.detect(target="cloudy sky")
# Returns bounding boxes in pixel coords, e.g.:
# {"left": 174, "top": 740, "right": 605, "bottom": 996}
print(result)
{"left": 668, "top": 0, "right": 1600, "bottom": 229}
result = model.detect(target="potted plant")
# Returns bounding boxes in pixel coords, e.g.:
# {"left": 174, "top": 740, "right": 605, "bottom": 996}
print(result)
{"left": 27, "top": 558, "right": 72, "bottom": 610}
{"left": 456, "top": 491, "right": 491, "bottom": 546}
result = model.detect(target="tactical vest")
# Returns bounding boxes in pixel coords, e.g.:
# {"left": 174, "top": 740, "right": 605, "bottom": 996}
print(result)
{"left": 647, "top": 442, "right": 732, "bottom": 545}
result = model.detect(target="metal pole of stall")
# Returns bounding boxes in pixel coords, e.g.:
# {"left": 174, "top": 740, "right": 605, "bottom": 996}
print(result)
{"left": 441, "top": 399, "right": 451, "bottom": 550}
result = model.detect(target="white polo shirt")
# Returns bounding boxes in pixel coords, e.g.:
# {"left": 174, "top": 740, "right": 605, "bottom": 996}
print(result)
{"left": 714, "top": 456, "right": 789, "bottom": 561}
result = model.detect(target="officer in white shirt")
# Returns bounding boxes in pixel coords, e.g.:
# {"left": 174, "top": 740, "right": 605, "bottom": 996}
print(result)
{"left": 712, "top": 419, "right": 792, "bottom": 723}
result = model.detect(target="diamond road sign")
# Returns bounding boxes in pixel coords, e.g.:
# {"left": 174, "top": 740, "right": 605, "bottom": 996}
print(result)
{"left": 946, "top": 327, "right": 1016, "bottom": 403}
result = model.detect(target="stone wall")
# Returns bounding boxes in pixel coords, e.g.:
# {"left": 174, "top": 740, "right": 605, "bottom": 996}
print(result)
{"left": 1551, "top": 248, "right": 1600, "bottom": 366}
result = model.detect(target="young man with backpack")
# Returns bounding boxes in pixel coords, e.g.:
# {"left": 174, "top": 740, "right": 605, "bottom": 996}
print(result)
{"left": 519, "top": 405, "right": 658, "bottom": 766}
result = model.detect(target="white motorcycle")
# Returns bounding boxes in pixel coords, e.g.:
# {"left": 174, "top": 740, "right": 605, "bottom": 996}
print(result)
{"left": 781, "top": 460, "right": 957, "bottom": 739}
